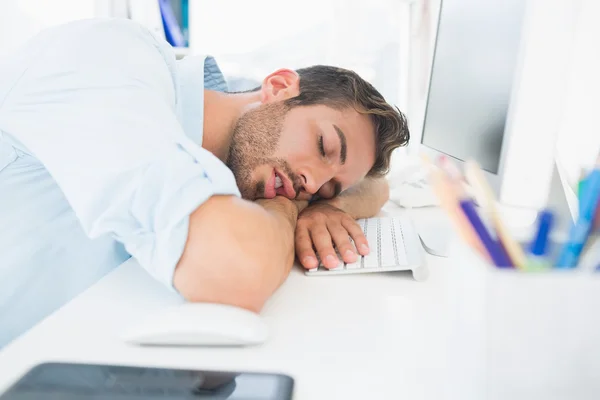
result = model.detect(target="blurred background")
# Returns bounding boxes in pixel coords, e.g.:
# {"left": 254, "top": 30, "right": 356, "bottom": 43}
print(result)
{"left": 0, "top": 0, "right": 439, "bottom": 150}
{"left": 1, "top": 0, "right": 596, "bottom": 186}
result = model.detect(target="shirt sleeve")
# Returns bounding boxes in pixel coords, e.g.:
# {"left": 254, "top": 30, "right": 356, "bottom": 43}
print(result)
{"left": 0, "top": 19, "right": 240, "bottom": 290}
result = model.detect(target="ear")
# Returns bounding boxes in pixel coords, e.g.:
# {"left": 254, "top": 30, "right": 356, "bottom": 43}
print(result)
{"left": 260, "top": 69, "right": 300, "bottom": 103}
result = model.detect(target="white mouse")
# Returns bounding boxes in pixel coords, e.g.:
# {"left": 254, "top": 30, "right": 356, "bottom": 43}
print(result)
{"left": 122, "top": 303, "right": 268, "bottom": 347}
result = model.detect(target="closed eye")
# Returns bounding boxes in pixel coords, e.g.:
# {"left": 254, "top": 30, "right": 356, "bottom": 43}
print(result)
{"left": 318, "top": 135, "right": 326, "bottom": 157}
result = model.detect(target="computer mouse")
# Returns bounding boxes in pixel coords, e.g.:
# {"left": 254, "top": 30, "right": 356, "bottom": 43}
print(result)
{"left": 122, "top": 303, "right": 268, "bottom": 347}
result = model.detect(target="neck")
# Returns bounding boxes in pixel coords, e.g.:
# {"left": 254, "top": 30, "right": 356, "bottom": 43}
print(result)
{"left": 202, "top": 90, "right": 261, "bottom": 162}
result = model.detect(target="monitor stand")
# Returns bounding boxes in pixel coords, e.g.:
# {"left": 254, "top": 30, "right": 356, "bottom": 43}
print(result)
{"left": 409, "top": 202, "right": 542, "bottom": 258}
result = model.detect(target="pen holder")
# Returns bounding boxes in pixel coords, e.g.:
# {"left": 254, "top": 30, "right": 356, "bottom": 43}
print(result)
{"left": 445, "top": 237, "right": 600, "bottom": 400}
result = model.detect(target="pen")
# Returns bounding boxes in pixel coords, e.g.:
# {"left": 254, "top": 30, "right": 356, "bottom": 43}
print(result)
{"left": 459, "top": 199, "right": 513, "bottom": 267}
{"left": 556, "top": 157, "right": 600, "bottom": 268}
{"left": 465, "top": 160, "right": 527, "bottom": 268}
{"left": 527, "top": 209, "right": 554, "bottom": 269}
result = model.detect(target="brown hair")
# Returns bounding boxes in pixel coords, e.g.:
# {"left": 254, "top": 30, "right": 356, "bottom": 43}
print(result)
{"left": 285, "top": 65, "right": 409, "bottom": 177}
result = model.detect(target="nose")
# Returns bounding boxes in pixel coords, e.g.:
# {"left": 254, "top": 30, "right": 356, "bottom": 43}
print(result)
{"left": 299, "top": 169, "right": 330, "bottom": 196}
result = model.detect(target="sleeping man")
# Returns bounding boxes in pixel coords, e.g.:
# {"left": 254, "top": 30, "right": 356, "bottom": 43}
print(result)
{"left": 0, "top": 18, "right": 409, "bottom": 347}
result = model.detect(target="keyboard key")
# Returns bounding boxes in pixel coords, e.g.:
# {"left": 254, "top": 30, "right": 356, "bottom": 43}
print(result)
{"left": 345, "top": 261, "right": 361, "bottom": 269}
{"left": 392, "top": 218, "right": 409, "bottom": 265}
{"left": 379, "top": 217, "right": 397, "bottom": 267}
{"left": 363, "top": 218, "right": 380, "bottom": 268}
{"left": 356, "top": 218, "right": 366, "bottom": 231}
{"left": 362, "top": 253, "right": 380, "bottom": 268}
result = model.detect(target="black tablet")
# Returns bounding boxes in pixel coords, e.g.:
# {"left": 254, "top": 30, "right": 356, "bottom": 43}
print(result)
{"left": 0, "top": 362, "right": 294, "bottom": 399}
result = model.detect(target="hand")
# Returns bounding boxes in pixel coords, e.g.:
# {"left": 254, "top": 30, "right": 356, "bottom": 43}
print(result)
{"left": 295, "top": 203, "right": 370, "bottom": 269}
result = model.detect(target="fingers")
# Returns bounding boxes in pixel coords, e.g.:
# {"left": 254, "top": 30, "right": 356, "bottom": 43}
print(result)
{"left": 295, "top": 225, "right": 318, "bottom": 269}
{"left": 342, "top": 218, "right": 370, "bottom": 256}
{"left": 310, "top": 225, "right": 340, "bottom": 269}
{"left": 327, "top": 222, "right": 358, "bottom": 264}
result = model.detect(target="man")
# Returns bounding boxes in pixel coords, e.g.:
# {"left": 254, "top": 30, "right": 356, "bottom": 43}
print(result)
{"left": 0, "top": 18, "right": 409, "bottom": 347}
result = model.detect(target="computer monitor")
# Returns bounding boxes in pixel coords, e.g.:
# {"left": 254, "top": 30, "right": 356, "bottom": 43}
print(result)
{"left": 414, "top": 0, "right": 582, "bottom": 254}
{"left": 419, "top": 0, "right": 579, "bottom": 212}
{"left": 419, "top": 0, "right": 526, "bottom": 192}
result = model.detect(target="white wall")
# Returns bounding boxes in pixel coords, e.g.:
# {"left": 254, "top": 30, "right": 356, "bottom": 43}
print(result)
{"left": 0, "top": 0, "right": 97, "bottom": 56}
{"left": 498, "top": 0, "right": 581, "bottom": 209}
{"left": 404, "top": 0, "right": 440, "bottom": 155}
{"left": 555, "top": 0, "right": 600, "bottom": 189}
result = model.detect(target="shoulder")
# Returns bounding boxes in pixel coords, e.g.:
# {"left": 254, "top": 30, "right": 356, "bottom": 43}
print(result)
{"left": 41, "top": 18, "right": 176, "bottom": 68}
{"left": 15, "top": 18, "right": 179, "bottom": 107}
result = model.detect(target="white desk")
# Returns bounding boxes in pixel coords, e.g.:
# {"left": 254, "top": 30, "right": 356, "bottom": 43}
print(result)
{"left": 0, "top": 204, "right": 452, "bottom": 400}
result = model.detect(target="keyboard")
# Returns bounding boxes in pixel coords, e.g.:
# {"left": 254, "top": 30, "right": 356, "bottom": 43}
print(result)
{"left": 304, "top": 215, "right": 428, "bottom": 281}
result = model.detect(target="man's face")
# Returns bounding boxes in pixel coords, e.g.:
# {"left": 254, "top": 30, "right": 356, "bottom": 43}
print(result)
{"left": 226, "top": 102, "right": 377, "bottom": 201}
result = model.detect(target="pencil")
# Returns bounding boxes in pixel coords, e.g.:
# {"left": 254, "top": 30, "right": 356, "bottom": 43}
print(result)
{"left": 465, "top": 160, "right": 527, "bottom": 268}
{"left": 423, "top": 156, "right": 490, "bottom": 261}
{"left": 436, "top": 156, "right": 512, "bottom": 266}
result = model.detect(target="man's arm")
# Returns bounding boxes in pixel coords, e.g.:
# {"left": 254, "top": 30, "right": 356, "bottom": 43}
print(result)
{"left": 0, "top": 21, "right": 303, "bottom": 314}
{"left": 321, "top": 177, "right": 389, "bottom": 219}
{"left": 295, "top": 177, "right": 390, "bottom": 269}
{"left": 174, "top": 196, "right": 307, "bottom": 312}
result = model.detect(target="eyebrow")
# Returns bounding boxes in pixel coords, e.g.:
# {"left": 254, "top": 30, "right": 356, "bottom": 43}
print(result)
{"left": 333, "top": 124, "right": 347, "bottom": 165}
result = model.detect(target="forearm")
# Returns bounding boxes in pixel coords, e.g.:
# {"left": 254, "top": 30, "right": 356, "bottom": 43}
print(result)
{"left": 174, "top": 196, "right": 298, "bottom": 312}
{"left": 320, "top": 177, "right": 390, "bottom": 219}
{"left": 254, "top": 197, "right": 299, "bottom": 284}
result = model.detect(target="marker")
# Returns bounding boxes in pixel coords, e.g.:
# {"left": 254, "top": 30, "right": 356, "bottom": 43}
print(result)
{"left": 527, "top": 209, "right": 554, "bottom": 269}
{"left": 556, "top": 157, "right": 600, "bottom": 268}
{"left": 465, "top": 160, "right": 527, "bottom": 268}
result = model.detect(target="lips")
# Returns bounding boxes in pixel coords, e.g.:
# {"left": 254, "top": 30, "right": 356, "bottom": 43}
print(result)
{"left": 264, "top": 170, "right": 277, "bottom": 199}
{"left": 275, "top": 169, "right": 297, "bottom": 199}
{"left": 264, "top": 169, "right": 296, "bottom": 199}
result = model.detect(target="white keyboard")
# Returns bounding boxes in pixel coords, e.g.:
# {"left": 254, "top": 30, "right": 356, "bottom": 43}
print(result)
{"left": 304, "top": 215, "right": 428, "bottom": 281}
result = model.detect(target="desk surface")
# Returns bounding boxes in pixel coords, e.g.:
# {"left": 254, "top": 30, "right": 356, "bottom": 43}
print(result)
{"left": 0, "top": 205, "right": 452, "bottom": 400}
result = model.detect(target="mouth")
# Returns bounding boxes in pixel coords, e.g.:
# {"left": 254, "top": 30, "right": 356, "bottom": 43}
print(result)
{"left": 264, "top": 169, "right": 297, "bottom": 200}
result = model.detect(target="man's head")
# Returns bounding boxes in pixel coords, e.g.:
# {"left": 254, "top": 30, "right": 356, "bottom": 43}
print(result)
{"left": 226, "top": 65, "right": 409, "bottom": 200}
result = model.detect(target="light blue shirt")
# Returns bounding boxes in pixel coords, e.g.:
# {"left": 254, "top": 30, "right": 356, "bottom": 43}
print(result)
{"left": 0, "top": 18, "right": 240, "bottom": 347}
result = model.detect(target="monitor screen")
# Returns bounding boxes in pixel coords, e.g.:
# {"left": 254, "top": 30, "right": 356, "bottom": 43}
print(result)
{"left": 421, "top": 0, "right": 527, "bottom": 174}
